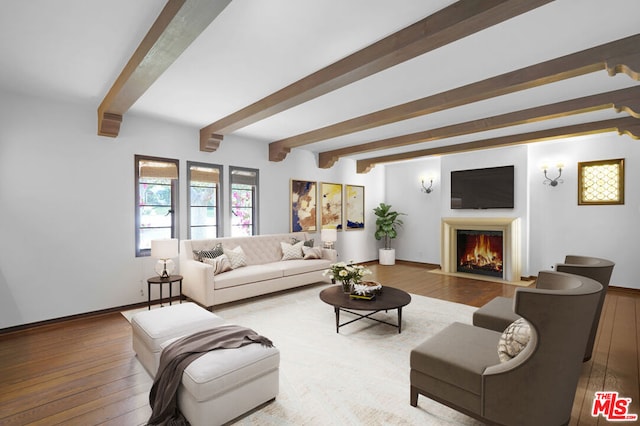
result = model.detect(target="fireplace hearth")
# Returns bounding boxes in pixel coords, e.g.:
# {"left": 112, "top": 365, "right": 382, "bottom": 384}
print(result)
{"left": 456, "top": 230, "right": 503, "bottom": 278}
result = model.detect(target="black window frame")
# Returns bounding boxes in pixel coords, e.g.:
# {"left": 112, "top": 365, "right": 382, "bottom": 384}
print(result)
{"left": 135, "top": 155, "right": 179, "bottom": 257}
{"left": 187, "top": 161, "right": 223, "bottom": 239}
{"left": 229, "top": 166, "right": 259, "bottom": 236}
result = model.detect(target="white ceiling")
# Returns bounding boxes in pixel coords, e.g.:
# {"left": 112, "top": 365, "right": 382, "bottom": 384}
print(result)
{"left": 1, "top": 0, "right": 639, "bottom": 166}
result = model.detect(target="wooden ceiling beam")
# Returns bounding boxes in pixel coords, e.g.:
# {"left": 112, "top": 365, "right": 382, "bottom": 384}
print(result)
{"left": 199, "top": 0, "right": 554, "bottom": 150}
{"left": 318, "top": 86, "right": 640, "bottom": 168}
{"left": 271, "top": 33, "right": 640, "bottom": 161}
{"left": 356, "top": 117, "right": 640, "bottom": 173}
{"left": 97, "top": 0, "right": 230, "bottom": 137}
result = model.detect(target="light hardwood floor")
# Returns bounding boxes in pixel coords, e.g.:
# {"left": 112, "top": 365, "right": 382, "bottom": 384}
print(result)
{"left": 0, "top": 261, "right": 638, "bottom": 425}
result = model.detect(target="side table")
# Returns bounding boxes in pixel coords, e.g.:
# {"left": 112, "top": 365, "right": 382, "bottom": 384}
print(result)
{"left": 147, "top": 275, "right": 183, "bottom": 310}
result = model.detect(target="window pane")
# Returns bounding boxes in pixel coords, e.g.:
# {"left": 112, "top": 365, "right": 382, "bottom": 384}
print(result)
{"left": 230, "top": 224, "right": 252, "bottom": 237}
{"left": 140, "top": 206, "right": 173, "bottom": 228}
{"left": 232, "top": 186, "right": 253, "bottom": 207}
{"left": 140, "top": 182, "right": 171, "bottom": 206}
{"left": 191, "top": 207, "right": 217, "bottom": 226}
{"left": 139, "top": 228, "right": 172, "bottom": 251}
{"left": 190, "top": 186, "right": 216, "bottom": 207}
{"left": 190, "top": 226, "right": 217, "bottom": 240}
{"left": 231, "top": 207, "right": 252, "bottom": 226}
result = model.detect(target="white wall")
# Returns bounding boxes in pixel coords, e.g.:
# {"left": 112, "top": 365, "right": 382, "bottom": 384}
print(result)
{"left": 384, "top": 157, "right": 442, "bottom": 264}
{"left": 0, "top": 91, "right": 384, "bottom": 329}
{"left": 527, "top": 133, "right": 640, "bottom": 288}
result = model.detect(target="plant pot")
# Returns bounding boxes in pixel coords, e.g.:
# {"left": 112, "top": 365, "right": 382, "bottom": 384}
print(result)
{"left": 379, "top": 248, "right": 396, "bottom": 265}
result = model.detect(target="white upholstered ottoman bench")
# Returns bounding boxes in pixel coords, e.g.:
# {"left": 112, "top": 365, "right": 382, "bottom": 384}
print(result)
{"left": 161, "top": 334, "right": 280, "bottom": 425}
{"left": 131, "top": 302, "right": 226, "bottom": 376}
{"left": 131, "top": 302, "right": 280, "bottom": 425}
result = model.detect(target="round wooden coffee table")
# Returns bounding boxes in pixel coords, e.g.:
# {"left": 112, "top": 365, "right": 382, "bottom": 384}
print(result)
{"left": 319, "top": 285, "right": 411, "bottom": 333}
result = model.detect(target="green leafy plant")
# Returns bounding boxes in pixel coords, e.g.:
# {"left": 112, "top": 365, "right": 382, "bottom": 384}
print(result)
{"left": 373, "top": 202, "right": 406, "bottom": 250}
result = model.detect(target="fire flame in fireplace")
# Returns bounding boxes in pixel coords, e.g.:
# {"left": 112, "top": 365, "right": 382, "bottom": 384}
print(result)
{"left": 459, "top": 234, "right": 503, "bottom": 272}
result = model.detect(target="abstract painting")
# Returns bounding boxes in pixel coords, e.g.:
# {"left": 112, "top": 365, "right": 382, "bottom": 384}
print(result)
{"left": 320, "top": 182, "right": 342, "bottom": 230}
{"left": 345, "top": 185, "right": 364, "bottom": 230}
{"left": 290, "top": 180, "right": 317, "bottom": 232}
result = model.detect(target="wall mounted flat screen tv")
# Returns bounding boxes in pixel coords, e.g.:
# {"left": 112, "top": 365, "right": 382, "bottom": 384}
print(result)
{"left": 451, "top": 165, "right": 514, "bottom": 209}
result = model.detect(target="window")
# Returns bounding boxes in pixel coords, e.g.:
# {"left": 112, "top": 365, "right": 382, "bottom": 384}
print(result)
{"left": 578, "top": 158, "right": 625, "bottom": 205}
{"left": 135, "top": 155, "right": 179, "bottom": 256}
{"left": 230, "top": 166, "right": 259, "bottom": 236}
{"left": 188, "top": 161, "right": 222, "bottom": 239}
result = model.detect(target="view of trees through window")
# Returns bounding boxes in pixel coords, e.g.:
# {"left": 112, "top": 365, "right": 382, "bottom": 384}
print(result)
{"left": 230, "top": 167, "right": 258, "bottom": 236}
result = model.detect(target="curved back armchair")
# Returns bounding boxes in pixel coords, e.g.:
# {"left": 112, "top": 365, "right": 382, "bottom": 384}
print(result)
{"left": 473, "top": 255, "right": 613, "bottom": 361}
{"left": 411, "top": 271, "right": 603, "bottom": 426}
{"left": 555, "top": 255, "right": 614, "bottom": 361}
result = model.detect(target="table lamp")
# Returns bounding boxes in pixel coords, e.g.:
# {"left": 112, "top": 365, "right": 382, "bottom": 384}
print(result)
{"left": 321, "top": 228, "right": 337, "bottom": 249}
{"left": 151, "top": 239, "right": 179, "bottom": 278}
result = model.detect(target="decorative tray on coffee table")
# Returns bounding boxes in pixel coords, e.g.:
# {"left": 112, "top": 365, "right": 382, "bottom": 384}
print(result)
{"left": 350, "top": 281, "right": 383, "bottom": 300}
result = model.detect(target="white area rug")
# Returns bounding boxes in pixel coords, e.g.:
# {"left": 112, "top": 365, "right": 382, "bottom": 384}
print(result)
{"left": 123, "top": 284, "right": 483, "bottom": 425}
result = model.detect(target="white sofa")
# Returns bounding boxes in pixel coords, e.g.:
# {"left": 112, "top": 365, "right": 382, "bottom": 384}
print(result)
{"left": 180, "top": 232, "right": 336, "bottom": 309}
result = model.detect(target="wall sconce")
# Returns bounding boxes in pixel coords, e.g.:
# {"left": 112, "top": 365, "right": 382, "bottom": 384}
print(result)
{"left": 421, "top": 178, "right": 434, "bottom": 194}
{"left": 542, "top": 163, "right": 564, "bottom": 187}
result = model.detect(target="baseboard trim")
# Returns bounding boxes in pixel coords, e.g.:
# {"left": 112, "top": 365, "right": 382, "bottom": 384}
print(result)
{"left": 0, "top": 296, "right": 183, "bottom": 335}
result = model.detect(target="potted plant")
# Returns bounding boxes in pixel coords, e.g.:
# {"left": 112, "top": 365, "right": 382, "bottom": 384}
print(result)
{"left": 373, "top": 202, "right": 406, "bottom": 265}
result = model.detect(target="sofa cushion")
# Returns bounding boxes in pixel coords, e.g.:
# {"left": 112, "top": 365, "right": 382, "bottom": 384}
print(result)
{"left": 410, "top": 322, "right": 501, "bottom": 395}
{"left": 275, "top": 258, "right": 332, "bottom": 276}
{"left": 280, "top": 241, "right": 304, "bottom": 260}
{"left": 472, "top": 296, "right": 520, "bottom": 332}
{"left": 213, "top": 264, "right": 283, "bottom": 289}
{"left": 132, "top": 303, "right": 226, "bottom": 353}
{"left": 497, "top": 318, "right": 532, "bottom": 362}
{"left": 224, "top": 246, "right": 247, "bottom": 269}
{"left": 168, "top": 339, "right": 280, "bottom": 401}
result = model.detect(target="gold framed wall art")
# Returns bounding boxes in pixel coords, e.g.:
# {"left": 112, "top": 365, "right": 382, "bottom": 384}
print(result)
{"left": 578, "top": 158, "right": 625, "bottom": 205}
{"left": 345, "top": 184, "right": 364, "bottom": 230}
{"left": 320, "top": 182, "right": 343, "bottom": 230}
{"left": 290, "top": 179, "right": 317, "bottom": 232}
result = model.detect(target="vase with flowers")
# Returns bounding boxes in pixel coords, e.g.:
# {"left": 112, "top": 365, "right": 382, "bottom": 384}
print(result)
{"left": 323, "top": 261, "right": 372, "bottom": 293}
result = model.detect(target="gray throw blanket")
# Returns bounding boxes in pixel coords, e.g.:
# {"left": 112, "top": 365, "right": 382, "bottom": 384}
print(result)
{"left": 148, "top": 324, "right": 274, "bottom": 426}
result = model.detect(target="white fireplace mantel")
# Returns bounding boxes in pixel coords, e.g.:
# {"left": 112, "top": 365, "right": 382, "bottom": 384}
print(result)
{"left": 441, "top": 217, "right": 521, "bottom": 283}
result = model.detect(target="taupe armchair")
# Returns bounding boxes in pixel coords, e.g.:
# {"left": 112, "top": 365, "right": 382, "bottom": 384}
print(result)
{"left": 410, "top": 271, "right": 603, "bottom": 426}
{"left": 473, "top": 255, "right": 614, "bottom": 361}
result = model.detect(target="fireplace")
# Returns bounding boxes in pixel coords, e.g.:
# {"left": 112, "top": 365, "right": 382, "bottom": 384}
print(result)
{"left": 456, "top": 230, "right": 503, "bottom": 278}
{"left": 441, "top": 217, "right": 521, "bottom": 283}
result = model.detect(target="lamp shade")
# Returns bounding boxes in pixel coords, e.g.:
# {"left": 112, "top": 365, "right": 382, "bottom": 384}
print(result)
{"left": 151, "top": 239, "right": 179, "bottom": 260}
{"left": 321, "top": 228, "right": 337, "bottom": 243}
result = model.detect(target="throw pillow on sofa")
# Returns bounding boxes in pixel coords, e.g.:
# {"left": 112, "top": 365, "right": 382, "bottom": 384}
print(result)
{"left": 281, "top": 241, "right": 304, "bottom": 260}
{"left": 291, "top": 237, "right": 314, "bottom": 248}
{"left": 302, "top": 246, "right": 322, "bottom": 259}
{"left": 193, "top": 243, "right": 224, "bottom": 261}
{"left": 203, "top": 254, "right": 232, "bottom": 274}
{"left": 497, "top": 318, "right": 531, "bottom": 362}
{"left": 224, "top": 246, "right": 247, "bottom": 269}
